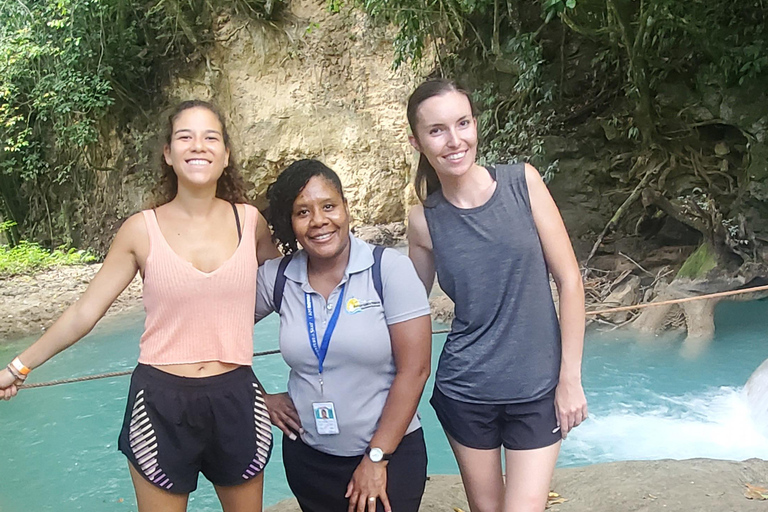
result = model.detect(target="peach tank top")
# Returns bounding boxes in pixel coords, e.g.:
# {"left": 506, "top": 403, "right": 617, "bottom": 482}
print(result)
{"left": 138, "top": 204, "right": 258, "bottom": 366}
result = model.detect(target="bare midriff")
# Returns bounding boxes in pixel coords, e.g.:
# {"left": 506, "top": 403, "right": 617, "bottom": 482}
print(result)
{"left": 150, "top": 361, "right": 243, "bottom": 378}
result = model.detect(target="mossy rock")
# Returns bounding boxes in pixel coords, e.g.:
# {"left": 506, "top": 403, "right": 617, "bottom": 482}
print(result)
{"left": 676, "top": 243, "right": 717, "bottom": 279}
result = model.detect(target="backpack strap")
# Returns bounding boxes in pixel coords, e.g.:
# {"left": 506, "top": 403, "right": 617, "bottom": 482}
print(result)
{"left": 273, "top": 253, "right": 294, "bottom": 313}
{"left": 372, "top": 245, "right": 385, "bottom": 306}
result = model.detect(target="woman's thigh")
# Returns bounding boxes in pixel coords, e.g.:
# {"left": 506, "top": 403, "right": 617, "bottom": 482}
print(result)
{"left": 214, "top": 473, "right": 264, "bottom": 512}
{"left": 129, "top": 462, "right": 189, "bottom": 512}
{"left": 385, "top": 429, "right": 428, "bottom": 512}
{"left": 283, "top": 430, "right": 428, "bottom": 512}
{"left": 283, "top": 434, "right": 358, "bottom": 512}
{"left": 446, "top": 435, "right": 505, "bottom": 512}
{"left": 503, "top": 442, "right": 560, "bottom": 512}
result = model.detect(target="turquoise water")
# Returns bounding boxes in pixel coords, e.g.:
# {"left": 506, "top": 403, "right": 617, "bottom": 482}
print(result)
{"left": 1, "top": 300, "right": 768, "bottom": 511}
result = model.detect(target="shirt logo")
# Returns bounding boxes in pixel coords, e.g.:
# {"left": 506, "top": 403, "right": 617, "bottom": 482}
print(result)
{"left": 345, "top": 297, "right": 381, "bottom": 314}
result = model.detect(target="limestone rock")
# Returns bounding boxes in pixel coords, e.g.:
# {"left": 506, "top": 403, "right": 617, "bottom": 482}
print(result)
{"left": 601, "top": 274, "right": 641, "bottom": 323}
{"left": 169, "top": 1, "right": 423, "bottom": 225}
{"left": 352, "top": 222, "right": 406, "bottom": 246}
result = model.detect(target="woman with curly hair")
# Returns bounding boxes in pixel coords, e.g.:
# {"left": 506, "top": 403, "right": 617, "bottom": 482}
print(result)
{"left": 256, "top": 159, "right": 432, "bottom": 512}
{"left": 0, "top": 100, "right": 280, "bottom": 512}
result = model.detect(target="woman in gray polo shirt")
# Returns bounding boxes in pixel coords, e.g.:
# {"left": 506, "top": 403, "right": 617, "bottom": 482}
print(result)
{"left": 255, "top": 159, "right": 432, "bottom": 512}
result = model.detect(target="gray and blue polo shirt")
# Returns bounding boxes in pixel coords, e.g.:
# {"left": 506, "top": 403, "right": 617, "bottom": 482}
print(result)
{"left": 255, "top": 234, "right": 431, "bottom": 456}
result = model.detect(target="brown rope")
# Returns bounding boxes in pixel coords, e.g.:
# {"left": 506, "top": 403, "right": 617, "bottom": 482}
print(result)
{"left": 17, "top": 350, "right": 281, "bottom": 390}
{"left": 16, "top": 283, "right": 768, "bottom": 390}
{"left": 585, "top": 283, "right": 768, "bottom": 317}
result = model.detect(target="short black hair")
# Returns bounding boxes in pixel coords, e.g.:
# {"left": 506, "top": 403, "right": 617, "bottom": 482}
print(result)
{"left": 266, "top": 159, "right": 345, "bottom": 254}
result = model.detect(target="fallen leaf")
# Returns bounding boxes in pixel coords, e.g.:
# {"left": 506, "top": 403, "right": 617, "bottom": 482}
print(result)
{"left": 745, "top": 483, "right": 768, "bottom": 500}
{"left": 453, "top": 508, "right": 466, "bottom": 512}
{"left": 546, "top": 491, "right": 568, "bottom": 509}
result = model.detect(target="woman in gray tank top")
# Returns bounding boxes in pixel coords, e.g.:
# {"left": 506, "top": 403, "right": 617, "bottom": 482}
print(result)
{"left": 405, "top": 78, "right": 588, "bottom": 512}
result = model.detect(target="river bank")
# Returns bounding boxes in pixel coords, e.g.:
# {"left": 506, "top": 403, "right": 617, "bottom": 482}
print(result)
{"left": 0, "top": 263, "right": 143, "bottom": 342}
{"left": 266, "top": 459, "right": 768, "bottom": 512}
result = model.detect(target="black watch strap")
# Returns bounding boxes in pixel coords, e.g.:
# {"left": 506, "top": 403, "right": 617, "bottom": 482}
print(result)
{"left": 365, "top": 446, "right": 393, "bottom": 462}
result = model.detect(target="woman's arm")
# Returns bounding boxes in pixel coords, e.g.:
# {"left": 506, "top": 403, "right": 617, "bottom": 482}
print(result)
{"left": 407, "top": 205, "right": 435, "bottom": 293}
{"left": 256, "top": 209, "right": 281, "bottom": 265}
{"left": 345, "top": 314, "right": 432, "bottom": 512}
{"left": 0, "top": 214, "right": 144, "bottom": 399}
{"left": 524, "top": 163, "right": 587, "bottom": 438}
{"left": 253, "top": 259, "right": 304, "bottom": 436}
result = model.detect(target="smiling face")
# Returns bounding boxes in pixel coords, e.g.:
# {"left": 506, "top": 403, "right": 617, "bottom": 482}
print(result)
{"left": 409, "top": 90, "right": 479, "bottom": 180}
{"left": 291, "top": 175, "right": 350, "bottom": 264}
{"left": 163, "top": 106, "right": 230, "bottom": 189}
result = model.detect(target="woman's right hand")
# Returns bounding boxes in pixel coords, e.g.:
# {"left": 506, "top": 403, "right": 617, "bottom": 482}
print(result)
{"left": 0, "top": 368, "right": 23, "bottom": 401}
{"left": 263, "top": 392, "right": 302, "bottom": 440}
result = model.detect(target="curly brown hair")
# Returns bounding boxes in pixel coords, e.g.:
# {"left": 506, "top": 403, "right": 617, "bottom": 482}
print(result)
{"left": 150, "top": 100, "right": 249, "bottom": 207}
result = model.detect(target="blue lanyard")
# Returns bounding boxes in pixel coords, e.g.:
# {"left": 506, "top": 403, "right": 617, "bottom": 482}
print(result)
{"left": 305, "top": 283, "right": 346, "bottom": 375}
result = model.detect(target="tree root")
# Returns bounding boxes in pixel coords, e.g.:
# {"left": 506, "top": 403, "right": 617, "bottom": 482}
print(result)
{"left": 583, "top": 155, "right": 667, "bottom": 274}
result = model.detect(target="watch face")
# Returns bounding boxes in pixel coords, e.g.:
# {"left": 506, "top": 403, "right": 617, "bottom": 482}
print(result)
{"left": 368, "top": 447, "right": 384, "bottom": 462}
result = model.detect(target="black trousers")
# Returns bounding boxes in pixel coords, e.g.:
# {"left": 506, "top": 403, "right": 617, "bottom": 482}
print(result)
{"left": 282, "top": 428, "right": 427, "bottom": 512}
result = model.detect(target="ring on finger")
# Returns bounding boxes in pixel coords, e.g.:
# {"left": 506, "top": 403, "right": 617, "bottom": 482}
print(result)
{"left": 368, "top": 497, "right": 376, "bottom": 502}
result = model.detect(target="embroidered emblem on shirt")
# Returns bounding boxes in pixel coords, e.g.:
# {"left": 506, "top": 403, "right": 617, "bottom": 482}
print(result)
{"left": 345, "top": 297, "right": 381, "bottom": 314}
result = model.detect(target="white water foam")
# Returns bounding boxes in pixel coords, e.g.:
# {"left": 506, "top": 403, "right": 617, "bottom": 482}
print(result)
{"left": 746, "top": 358, "right": 768, "bottom": 437}
{"left": 562, "top": 386, "right": 768, "bottom": 466}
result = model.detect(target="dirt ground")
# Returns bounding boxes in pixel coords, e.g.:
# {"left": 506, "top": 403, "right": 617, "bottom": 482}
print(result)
{"left": 266, "top": 459, "right": 768, "bottom": 512}
{"left": 0, "top": 264, "right": 143, "bottom": 342}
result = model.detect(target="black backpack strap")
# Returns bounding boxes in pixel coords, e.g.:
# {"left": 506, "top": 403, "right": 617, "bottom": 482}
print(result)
{"left": 372, "top": 245, "right": 385, "bottom": 306}
{"left": 231, "top": 203, "right": 242, "bottom": 242}
{"left": 273, "top": 253, "right": 294, "bottom": 313}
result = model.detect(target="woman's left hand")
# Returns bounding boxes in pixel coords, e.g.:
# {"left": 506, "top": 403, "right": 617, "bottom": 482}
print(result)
{"left": 0, "top": 368, "right": 22, "bottom": 401}
{"left": 555, "top": 378, "right": 588, "bottom": 439}
{"left": 345, "top": 458, "right": 391, "bottom": 512}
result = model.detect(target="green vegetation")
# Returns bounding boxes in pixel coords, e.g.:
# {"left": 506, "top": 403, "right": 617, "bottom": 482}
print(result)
{"left": 357, "top": 0, "right": 768, "bottom": 267}
{"left": 0, "top": 0, "right": 279, "bottom": 248}
{"left": 0, "top": 222, "right": 95, "bottom": 275}
{"left": 0, "top": 241, "right": 97, "bottom": 276}
{"left": 1, "top": 0, "right": 767, "bottom": 272}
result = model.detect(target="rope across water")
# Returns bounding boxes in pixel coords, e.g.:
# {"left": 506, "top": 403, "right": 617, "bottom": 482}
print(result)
{"left": 16, "top": 283, "right": 768, "bottom": 390}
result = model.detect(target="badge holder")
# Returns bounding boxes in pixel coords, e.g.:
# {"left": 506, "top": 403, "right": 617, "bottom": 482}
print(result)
{"left": 312, "top": 401, "right": 340, "bottom": 435}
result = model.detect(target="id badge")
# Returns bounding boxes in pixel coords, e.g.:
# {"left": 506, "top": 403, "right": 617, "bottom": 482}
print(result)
{"left": 312, "top": 402, "right": 340, "bottom": 435}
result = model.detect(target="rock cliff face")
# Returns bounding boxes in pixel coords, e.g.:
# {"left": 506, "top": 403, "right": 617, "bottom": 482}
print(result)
{"left": 168, "top": 1, "right": 423, "bottom": 224}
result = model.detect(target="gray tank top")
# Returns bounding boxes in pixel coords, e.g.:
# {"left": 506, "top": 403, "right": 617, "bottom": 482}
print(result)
{"left": 423, "top": 164, "right": 561, "bottom": 404}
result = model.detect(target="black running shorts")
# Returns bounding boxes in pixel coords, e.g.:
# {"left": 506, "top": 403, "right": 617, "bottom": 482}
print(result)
{"left": 430, "top": 385, "right": 561, "bottom": 450}
{"left": 118, "top": 364, "right": 273, "bottom": 494}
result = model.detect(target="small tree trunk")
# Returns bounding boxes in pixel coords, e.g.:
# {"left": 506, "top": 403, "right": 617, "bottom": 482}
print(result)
{"left": 607, "top": 0, "right": 656, "bottom": 145}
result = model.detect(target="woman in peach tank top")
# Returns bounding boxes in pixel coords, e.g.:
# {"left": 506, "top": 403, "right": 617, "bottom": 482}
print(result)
{"left": 0, "top": 101, "right": 281, "bottom": 511}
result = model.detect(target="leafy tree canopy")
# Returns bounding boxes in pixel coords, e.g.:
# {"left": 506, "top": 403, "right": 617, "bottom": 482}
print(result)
{"left": 0, "top": 0, "right": 277, "bottom": 246}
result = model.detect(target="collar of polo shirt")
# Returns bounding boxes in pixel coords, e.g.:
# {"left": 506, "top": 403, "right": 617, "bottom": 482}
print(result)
{"left": 284, "top": 233, "right": 376, "bottom": 293}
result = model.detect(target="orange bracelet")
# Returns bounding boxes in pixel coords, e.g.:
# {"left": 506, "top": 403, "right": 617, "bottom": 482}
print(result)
{"left": 10, "top": 357, "right": 31, "bottom": 376}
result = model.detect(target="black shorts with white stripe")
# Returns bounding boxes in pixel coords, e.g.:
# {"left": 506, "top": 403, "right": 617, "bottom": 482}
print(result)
{"left": 118, "top": 364, "right": 272, "bottom": 494}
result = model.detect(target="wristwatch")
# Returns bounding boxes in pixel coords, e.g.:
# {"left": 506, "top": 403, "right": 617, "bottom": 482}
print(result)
{"left": 365, "top": 446, "right": 392, "bottom": 463}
